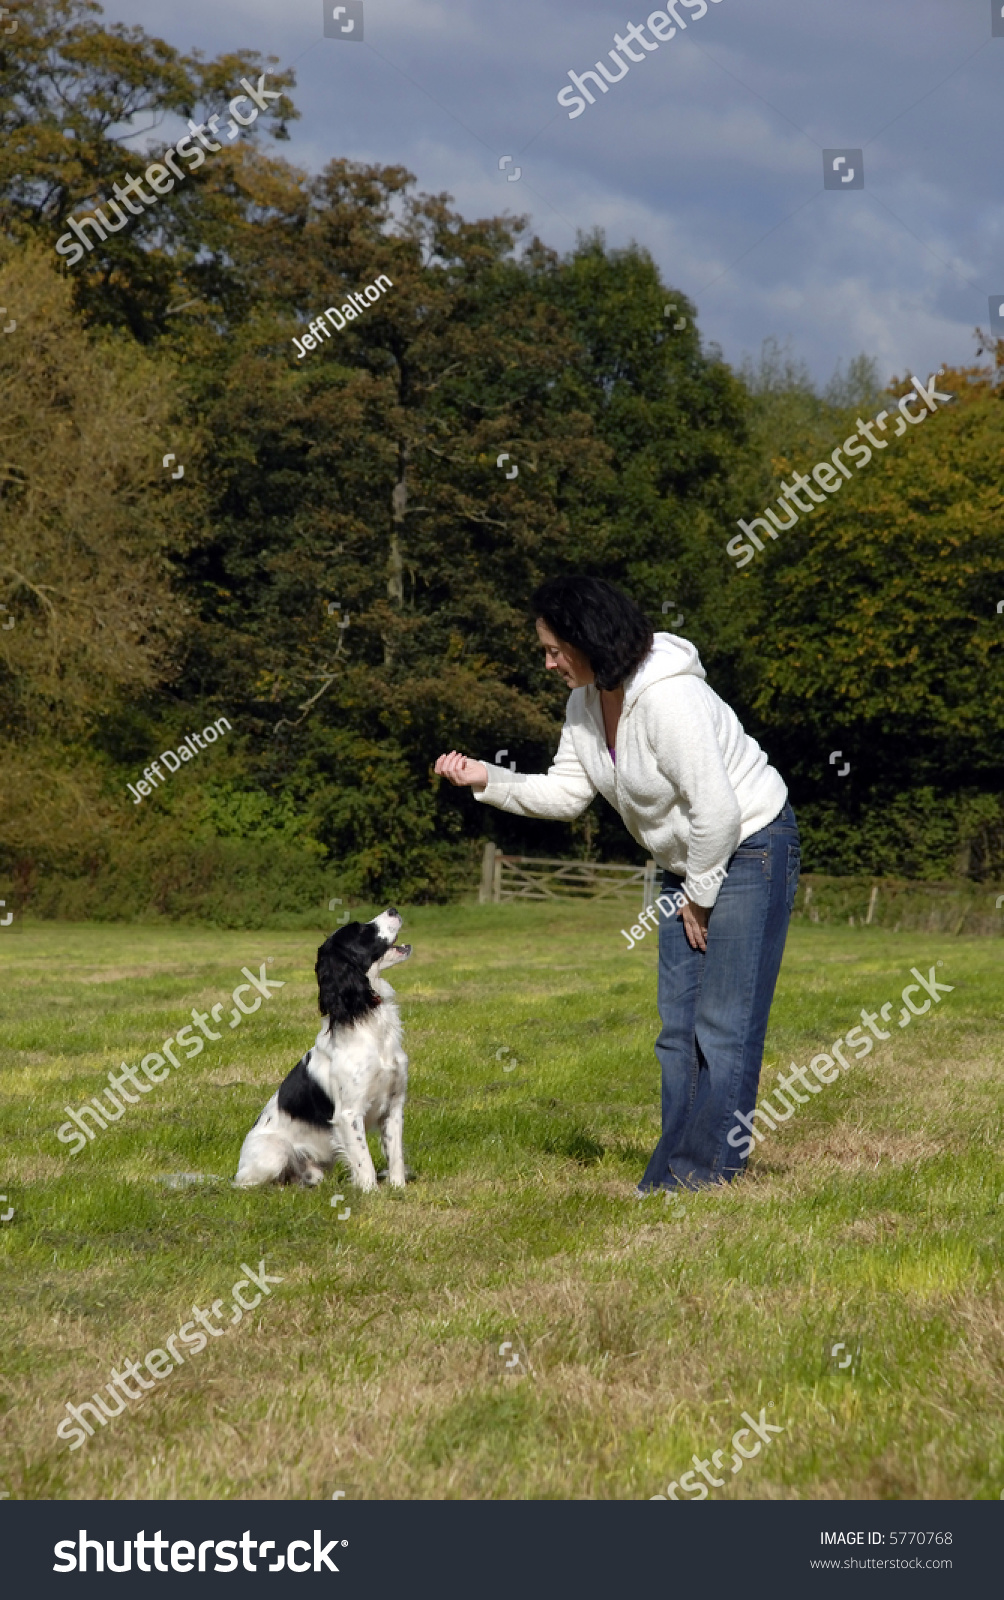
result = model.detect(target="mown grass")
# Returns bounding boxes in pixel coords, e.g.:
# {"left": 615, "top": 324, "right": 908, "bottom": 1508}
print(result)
{"left": 0, "top": 904, "right": 1002, "bottom": 1500}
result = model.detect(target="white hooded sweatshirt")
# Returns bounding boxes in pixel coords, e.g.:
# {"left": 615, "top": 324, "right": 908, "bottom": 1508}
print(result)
{"left": 474, "top": 631, "right": 787, "bottom": 909}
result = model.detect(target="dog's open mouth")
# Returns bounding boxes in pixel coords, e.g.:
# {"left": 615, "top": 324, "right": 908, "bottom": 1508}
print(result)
{"left": 372, "top": 941, "right": 411, "bottom": 977}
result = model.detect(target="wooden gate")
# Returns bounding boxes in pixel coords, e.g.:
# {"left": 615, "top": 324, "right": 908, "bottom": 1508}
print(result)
{"left": 478, "top": 842, "right": 657, "bottom": 911}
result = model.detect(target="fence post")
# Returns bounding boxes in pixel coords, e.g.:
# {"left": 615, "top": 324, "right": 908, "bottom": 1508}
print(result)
{"left": 865, "top": 884, "right": 879, "bottom": 925}
{"left": 492, "top": 847, "right": 503, "bottom": 904}
{"left": 642, "top": 859, "right": 657, "bottom": 912}
{"left": 479, "top": 842, "right": 496, "bottom": 905}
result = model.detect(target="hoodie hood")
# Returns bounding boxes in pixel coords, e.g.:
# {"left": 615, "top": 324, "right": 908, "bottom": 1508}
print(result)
{"left": 475, "top": 627, "right": 787, "bottom": 907}
{"left": 623, "top": 631, "right": 706, "bottom": 709}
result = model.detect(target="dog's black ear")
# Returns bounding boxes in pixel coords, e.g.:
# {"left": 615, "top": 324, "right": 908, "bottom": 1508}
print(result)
{"left": 315, "top": 942, "right": 379, "bottom": 1028}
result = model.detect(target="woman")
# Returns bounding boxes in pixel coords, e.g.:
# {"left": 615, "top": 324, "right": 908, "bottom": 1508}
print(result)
{"left": 434, "top": 575, "right": 800, "bottom": 1193}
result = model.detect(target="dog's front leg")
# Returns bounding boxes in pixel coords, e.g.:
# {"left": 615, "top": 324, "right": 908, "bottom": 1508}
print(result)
{"left": 333, "top": 1110, "right": 378, "bottom": 1192}
{"left": 379, "top": 1100, "right": 407, "bottom": 1188}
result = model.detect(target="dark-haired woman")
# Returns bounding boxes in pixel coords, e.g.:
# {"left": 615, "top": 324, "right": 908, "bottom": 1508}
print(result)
{"left": 434, "top": 575, "right": 800, "bottom": 1192}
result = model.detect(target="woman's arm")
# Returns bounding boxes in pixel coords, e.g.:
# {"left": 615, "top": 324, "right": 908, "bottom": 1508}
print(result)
{"left": 641, "top": 680, "right": 742, "bottom": 909}
{"left": 434, "top": 720, "right": 596, "bottom": 820}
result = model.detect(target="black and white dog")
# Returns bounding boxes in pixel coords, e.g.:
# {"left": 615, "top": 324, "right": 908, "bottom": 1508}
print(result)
{"left": 234, "top": 910, "right": 411, "bottom": 1192}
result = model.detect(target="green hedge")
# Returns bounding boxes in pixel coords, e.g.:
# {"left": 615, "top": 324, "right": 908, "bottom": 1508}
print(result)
{"left": 0, "top": 836, "right": 485, "bottom": 927}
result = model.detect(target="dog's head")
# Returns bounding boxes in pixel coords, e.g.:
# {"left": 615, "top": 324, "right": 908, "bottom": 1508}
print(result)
{"left": 315, "top": 908, "right": 412, "bottom": 1028}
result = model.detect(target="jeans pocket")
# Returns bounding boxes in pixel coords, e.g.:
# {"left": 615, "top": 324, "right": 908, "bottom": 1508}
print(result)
{"left": 734, "top": 844, "right": 770, "bottom": 884}
{"left": 785, "top": 842, "right": 801, "bottom": 914}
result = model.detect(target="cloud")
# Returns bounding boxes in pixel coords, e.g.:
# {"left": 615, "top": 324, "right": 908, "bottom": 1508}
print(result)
{"left": 104, "top": 0, "right": 999, "bottom": 385}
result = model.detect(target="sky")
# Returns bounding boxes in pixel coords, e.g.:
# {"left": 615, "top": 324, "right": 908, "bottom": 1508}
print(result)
{"left": 104, "top": 0, "right": 1003, "bottom": 388}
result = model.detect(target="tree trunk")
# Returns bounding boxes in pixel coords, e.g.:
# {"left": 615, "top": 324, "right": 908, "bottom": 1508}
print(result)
{"left": 384, "top": 442, "right": 407, "bottom": 664}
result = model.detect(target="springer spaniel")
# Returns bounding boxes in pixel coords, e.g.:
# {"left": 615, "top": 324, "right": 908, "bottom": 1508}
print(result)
{"left": 234, "top": 910, "right": 411, "bottom": 1191}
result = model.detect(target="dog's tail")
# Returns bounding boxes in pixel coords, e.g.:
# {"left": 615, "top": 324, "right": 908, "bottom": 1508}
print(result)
{"left": 234, "top": 1095, "right": 323, "bottom": 1187}
{"left": 233, "top": 1135, "right": 323, "bottom": 1187}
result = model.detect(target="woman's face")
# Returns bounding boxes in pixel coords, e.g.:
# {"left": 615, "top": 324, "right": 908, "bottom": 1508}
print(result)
{"left": 536, "top": 618, "right": 595, "bottom": 689}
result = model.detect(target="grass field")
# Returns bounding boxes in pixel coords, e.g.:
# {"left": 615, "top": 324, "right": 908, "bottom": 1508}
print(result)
{"left": 1, "top": 903, "right": 1002, "bottom": 1501}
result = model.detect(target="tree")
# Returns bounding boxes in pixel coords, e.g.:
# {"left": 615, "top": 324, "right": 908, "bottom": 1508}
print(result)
{"left": 735, "top": 363, "right": 1004, "bottom": 877}
{"left": 0, "top": 0, "right": 297, "bottom": 338}
{"left": 0, "top": 241, "right": 198, "bottom": 870}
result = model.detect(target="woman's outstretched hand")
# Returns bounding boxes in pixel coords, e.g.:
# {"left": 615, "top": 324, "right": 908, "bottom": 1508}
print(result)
{"left": 435, "top": 751, "right": 489, "bottom": 790}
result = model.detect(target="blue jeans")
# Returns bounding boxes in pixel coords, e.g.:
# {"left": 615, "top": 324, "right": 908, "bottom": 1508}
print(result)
{"left": 639, "top": 802, "right": 800, "bottom": 1191}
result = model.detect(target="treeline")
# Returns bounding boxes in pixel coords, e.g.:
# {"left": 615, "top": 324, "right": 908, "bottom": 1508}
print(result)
{"left": 0, "top": 1, "right": 1002, "bottom": 921}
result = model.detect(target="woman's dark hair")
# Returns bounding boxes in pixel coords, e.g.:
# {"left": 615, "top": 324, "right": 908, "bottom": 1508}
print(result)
{"left": 531, "top": 576, "right": 654, "bottom": 691}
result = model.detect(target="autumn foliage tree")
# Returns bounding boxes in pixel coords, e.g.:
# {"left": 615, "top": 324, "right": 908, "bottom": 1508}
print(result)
{"left": 0, "top": 243, "right": 199, "bottom": 870}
